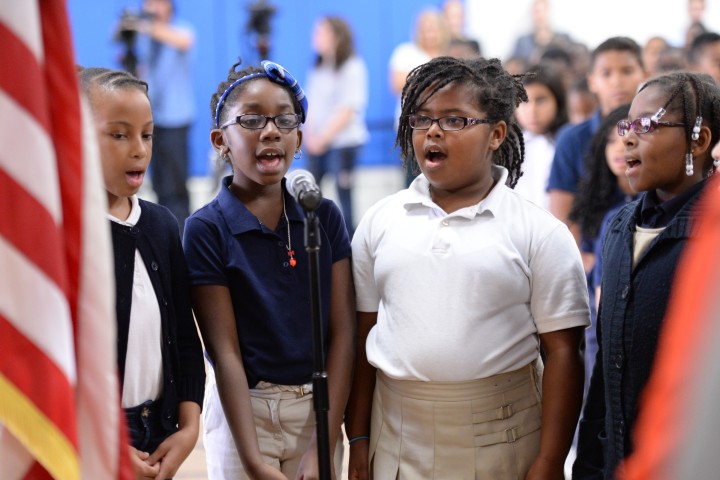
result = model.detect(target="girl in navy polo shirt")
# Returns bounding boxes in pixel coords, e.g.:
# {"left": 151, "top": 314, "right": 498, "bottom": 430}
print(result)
{"left": 574, "top": 72, "right": 720, "bottom": 479}
{"left": 183, "top": 60, "right": 354, "bottom": 479}
{"left": 78, "top": 67, "right": 205, "bottom": 479}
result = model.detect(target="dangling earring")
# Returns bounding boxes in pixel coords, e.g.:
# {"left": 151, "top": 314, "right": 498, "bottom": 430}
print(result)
{"left": 686, "top": 152, "right": 694, "bottom": 176}
{"left": 294, "top": 149, "right": 302, "bottom": 159}
{"left": 692, "top": 116, "right": 703, "bottom": 141}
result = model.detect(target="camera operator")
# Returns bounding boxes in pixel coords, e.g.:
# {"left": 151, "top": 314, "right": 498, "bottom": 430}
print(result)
{"left": 117, "top": 0, "right": 195, "bottom": 232}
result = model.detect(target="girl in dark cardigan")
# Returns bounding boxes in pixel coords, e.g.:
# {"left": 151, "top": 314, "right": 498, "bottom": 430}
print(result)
{"left": 78, "top": 67, "right": 205, "bottom": 479}
{"left": 573, "top": 71, "right": 720, "bottom": 480}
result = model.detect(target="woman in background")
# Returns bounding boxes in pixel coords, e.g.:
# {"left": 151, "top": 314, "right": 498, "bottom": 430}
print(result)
{"left": 304, "top": 16, "right": 369, "bottom": 235}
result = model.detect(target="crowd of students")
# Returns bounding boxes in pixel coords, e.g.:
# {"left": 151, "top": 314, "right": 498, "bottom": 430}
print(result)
{"left": 78, "top": 0, "right": 720, "bottom": 478}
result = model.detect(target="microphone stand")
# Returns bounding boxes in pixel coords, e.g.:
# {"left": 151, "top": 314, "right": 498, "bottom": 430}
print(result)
{"left": 302, "top": 204, "right": 331, "bottom": 480}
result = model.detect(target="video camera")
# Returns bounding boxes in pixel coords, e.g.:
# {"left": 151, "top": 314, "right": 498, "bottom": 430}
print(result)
{"left": 115, "top": 9, "right": 155, "bottom": 76}
{"left": 116, "top": 9, "right": 155, "bottom": 49}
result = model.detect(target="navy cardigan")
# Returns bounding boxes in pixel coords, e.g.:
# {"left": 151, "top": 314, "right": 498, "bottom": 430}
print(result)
{"left": 111, "top": 199, "right": 205, "bottom": 430}
{"left": 573, "top": 185, "right": 705, "bottom": 479}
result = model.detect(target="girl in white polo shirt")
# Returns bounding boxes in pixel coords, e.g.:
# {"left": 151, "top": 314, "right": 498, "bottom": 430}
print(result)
{"left": 346, "top": 56, "right": 590, "bottom": 480}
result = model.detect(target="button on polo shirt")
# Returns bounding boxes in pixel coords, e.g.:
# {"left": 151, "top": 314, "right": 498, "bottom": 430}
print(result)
{"left": 353, "top": 166, "right": 590, "bottom": 381}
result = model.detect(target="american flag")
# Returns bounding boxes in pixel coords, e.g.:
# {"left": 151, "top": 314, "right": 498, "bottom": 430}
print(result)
{"left": 0, "top": 1, "right": 132, "bottom": 478}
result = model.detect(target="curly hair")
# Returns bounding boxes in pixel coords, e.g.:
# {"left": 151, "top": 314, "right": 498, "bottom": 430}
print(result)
{"left": 209, "top": 59, "right": 304, "bottom": 130}
{"left": 396, "top": 56, "right": 527, "bottom": 187}
{"left": 640, "top": 71, "right": 720, "bottom": 176}
{"left": 569, "top": 104, "right": 631, "bottom": 240}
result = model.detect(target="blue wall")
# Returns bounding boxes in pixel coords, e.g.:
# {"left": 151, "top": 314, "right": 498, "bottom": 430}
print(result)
{"left": 67, "top": 0, "right": 441, "bottom": 177}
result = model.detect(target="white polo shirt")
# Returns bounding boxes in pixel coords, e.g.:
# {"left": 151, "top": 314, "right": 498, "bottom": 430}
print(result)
{"left": 352, "top": 166, "right": 590, "bottom": 381}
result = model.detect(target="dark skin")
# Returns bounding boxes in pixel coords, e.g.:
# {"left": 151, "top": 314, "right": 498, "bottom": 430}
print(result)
{"left": 192, "top": 256, "right": 355, "bottom": 479}
{"left": 344, "top": 311, "right": 377, "bottom": 480}
{"left": 195, "top": 79, "right": 356, "bottom": 479}
{"left": 526, "top": 327, "right": 585, "bottom": 480}
{"left": 347, "top": 80, "right": 585, "bottom": 478}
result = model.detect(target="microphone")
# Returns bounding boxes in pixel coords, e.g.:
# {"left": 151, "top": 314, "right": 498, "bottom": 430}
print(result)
{"left": 286, "top": 169, "right": 323, "bottom": 211}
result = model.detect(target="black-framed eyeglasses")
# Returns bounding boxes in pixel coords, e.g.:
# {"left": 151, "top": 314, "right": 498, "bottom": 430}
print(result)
{"left": 220, "top": 113, "right": 301, "bottom": 130}
{"left": 617, "top": 117, "right": 685, "bottom": 136}
{"left": 407, "top": 114, "right": 496, "bottom": 131}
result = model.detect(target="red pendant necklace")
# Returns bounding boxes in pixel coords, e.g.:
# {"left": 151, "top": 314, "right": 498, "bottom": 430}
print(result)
{"left": 282, "top": 194, "right": 296, "bottom": 267}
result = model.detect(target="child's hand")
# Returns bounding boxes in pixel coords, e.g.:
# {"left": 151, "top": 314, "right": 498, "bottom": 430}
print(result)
{"left": 251, "top": 463, "right": 288, "bottom": 480}
{"left": 145, "top": 426, "right": 197, "bottom": 480}
{"left": 525, "top": 456, "right": 565, "bottom": 480}
{"left": 347, "top": 440, "right": 370, "bottom": 480}
{"left": 129, "top": 446, "right": 160, "bottom": 479}
{"left": 294, "top": 444, "right": 337, "bottom": 480}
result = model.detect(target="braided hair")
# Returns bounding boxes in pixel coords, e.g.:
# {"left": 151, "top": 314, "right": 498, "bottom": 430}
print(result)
{"left": 569, "top": 104, "right": 631, "bottom": 240}
{"left": 209, "top": 60, "right": 304, "bottom": 131}
{"left": 396, "top": 56, "right": 527, "bottom": 187}
{"left": 77, "top": 66, "right": 149, "bottom": 101}
{"left": 639, "top": 71, "right": 720, "bottom": 176}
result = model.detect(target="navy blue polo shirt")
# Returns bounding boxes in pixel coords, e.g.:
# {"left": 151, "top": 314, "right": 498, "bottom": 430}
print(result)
{"left": 548, "top": 110, "right": 602, "bottom": 193}
{"left": 183, "top": 176, "right": 351, "bottom": 387}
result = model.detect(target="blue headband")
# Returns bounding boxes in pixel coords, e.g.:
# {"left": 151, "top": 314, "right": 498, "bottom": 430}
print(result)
{"left": 214, "top": 60, "right": 308, "bottom": 128}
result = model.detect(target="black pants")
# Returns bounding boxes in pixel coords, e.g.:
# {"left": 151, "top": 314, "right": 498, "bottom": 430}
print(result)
{"left": 151, "top": 125, "right": 191, "bottom": 233}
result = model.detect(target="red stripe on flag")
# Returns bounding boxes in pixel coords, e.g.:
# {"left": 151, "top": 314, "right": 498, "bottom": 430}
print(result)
{"left": 0, "top": 169, "right": 67, "bottom": 290}
{"left": 38, "top": 2, "right": 134, "bottom": 478}
{"left": 0, "top": 2, "right": 134, "bottom": 477}
{"left": 0, "top": 21, "right": 49, "bottom": 132}
{"left": 0, "top": 315, "right": 77, "bottom": 444}
{"left": 22, "top": 461, "right": 53, "bottom": 480}
{"left": 40, "top": 0, "right": 83, "bottom": 326}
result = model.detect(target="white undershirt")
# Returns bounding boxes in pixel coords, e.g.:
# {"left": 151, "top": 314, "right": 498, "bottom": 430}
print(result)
{"left": 633, "top": 226, "right": 665, "bottom": 269}
{"left": 109, "top": 196, "right": 164, "bottom": 408}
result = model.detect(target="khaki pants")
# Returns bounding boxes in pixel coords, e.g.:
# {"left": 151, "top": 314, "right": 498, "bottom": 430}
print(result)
{"left": 203, "top": 372, "right": 343, "bottom": 479}
{"left": 370, "top": 363, "right": 543, "bottom": 480}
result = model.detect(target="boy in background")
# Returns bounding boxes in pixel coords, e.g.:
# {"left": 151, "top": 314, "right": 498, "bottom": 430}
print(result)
{"left": 548, "top": 36, "right": 646, "bottom": 241}
{"left": 689, "top": 31, "right": 720, "bottom": 85}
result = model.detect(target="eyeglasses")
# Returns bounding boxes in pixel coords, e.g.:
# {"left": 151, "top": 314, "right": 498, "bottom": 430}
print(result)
{"left": 616, "top": 117, "right": 685, "bottom": 136}
{"left": 220, "top": 113, "right": 301, "bottom": 130}
{"left": 407, "top": 114, "right": 496, "bottom": 131}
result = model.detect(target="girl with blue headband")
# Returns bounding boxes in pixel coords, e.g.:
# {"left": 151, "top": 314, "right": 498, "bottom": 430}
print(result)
{"left": 183, "top": 60, "right": 354, "bottom": 479}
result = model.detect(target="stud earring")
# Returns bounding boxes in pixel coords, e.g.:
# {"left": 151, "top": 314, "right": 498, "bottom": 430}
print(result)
{"left": 294, "top": 149, "right": 302, "bottom": 159}
{"left": 692, "top": 116, "right": 703, "bottom": 141}
{"left": 686, "top": 152, "right": 694, "bottom": 176}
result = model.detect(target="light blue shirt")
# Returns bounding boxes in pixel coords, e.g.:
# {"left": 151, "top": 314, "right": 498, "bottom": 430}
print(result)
{"left": 136, "top": 18, "right": 195, "bottom": 127}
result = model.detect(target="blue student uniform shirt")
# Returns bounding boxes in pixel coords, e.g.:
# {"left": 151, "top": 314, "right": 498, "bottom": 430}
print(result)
{"left": 183, "top": 176, "right": 351, "bottom": 388}
{"left": 547, "top": 110, "right": 602, "bottom": 193}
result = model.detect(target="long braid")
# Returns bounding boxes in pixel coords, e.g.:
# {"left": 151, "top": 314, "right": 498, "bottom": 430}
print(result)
{"left": 396, "top": 56, "right": 527, "bottom": 187}
{"left": 569, "top": 104, "right": 631, "bottom": 239}
{"left": 640, "top": 71, "right": 720, "bottom": 175}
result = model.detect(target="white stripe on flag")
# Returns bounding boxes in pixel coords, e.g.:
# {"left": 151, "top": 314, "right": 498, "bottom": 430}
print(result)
{"left": 75, "top": 84, "right": 122, "bottom": 479}
{"left": 0, "top": 2, "right": 43, "bottom": 61}
{"left": 0, "top": 236, "right": 76, "bottom": 383}
{"left": 0, "top": 92, "right": 62, "bottom": 224}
